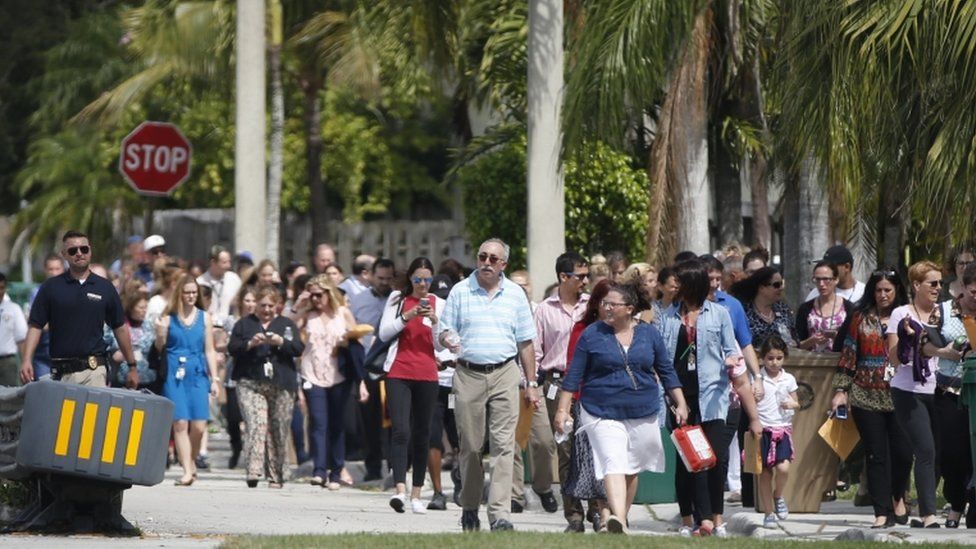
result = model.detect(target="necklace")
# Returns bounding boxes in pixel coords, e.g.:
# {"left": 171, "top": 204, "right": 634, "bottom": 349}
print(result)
{"left": 816, "top": 295, "right": 839, "bottom": 331}
{"left": 755, "top": 302, "right": 775, "bottom": 323}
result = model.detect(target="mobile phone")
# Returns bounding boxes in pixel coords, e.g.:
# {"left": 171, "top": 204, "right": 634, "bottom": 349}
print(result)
{"left": 835, "top": 405, "right": 848, "bottom": 420}
{"left": 419, "top": 297, "right": 430, "bottom": 308}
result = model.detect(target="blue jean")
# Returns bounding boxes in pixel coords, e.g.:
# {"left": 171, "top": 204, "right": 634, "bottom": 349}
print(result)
{"left": 305, "top": 381, "right": 351, "bottom": 481}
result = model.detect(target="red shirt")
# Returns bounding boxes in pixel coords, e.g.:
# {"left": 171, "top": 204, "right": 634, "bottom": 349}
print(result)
{"left": 388, "top": 295, "right": 439, "bottom": 382}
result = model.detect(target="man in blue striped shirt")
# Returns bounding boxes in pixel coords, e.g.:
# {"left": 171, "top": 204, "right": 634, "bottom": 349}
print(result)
{"left": 440, "top": 238, "right": 541, "bottom": 532}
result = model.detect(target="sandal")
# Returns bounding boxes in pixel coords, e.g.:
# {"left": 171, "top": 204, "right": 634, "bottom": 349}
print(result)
{"left": 174, "top": 477, "right": 194, "bottom": 487}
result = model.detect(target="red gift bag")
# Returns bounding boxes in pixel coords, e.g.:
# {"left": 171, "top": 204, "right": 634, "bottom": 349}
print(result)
{"left": 671, "top": 425, "right": 717, "bottom": 472}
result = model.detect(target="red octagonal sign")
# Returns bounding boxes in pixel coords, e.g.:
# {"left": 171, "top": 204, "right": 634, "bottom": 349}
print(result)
{"left": 119, "top": 121, "right": 193, "bottom": 197}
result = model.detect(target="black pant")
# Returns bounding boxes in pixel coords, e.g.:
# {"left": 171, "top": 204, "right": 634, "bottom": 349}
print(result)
{"left": 222, "top": 386, "right": 243, "bottom": 456}
{"left": 359, "top": 376, "right": 386, "bottom": 476}
{"left": 934, "top": 390, "right": 974, "bottom": 513}
{"left": 851, "top": 406, "right": 912, "bottom": 518}
{"left": 674, "top": 400, "right": 729, "bottom": 520}
{"left": 386, "top": 377, "right": 439, "bottom": 486}
{"left": 892, "top": 388, "right": 938, "bottom": 517}
{"left": 429, "top": 385, "right": 459, "bottom": 451}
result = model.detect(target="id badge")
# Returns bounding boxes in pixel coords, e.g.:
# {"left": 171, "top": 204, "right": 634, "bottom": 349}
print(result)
{"left": 448, "top": 394, "right": 456, "bottom": 410}
{"left": 175, "top": 367, "right": 186, "bottom": 380}
{"left": 546, "top": 383, "right": 559, "bottom": 400}
{"left": 264, "top": 360, "right": 274, "bottom": 378}
{"left": 687, "top": 351, "right": 697, "bottom": 372}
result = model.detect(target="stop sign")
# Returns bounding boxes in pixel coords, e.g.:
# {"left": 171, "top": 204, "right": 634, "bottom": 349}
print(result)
{"left": 119, "top": 121, "right": 193, "bottom": 196}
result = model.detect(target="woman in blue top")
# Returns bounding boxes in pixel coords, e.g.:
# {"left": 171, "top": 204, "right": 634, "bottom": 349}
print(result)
{"left": 658, "top": 259, "right": 763, "bottom": 537}
{"left": 155, "top": 273, "right": 220, "bottom": 486}
{"left": 556, "top": 284, "right": 688, "bottom": 535}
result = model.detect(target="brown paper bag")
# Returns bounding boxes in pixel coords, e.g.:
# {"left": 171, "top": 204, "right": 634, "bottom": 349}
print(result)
{"left": 515, "top": 389, "right": 533, "bottom": 449}
{"left": 817, "top": 416, "right": 860, "bottom": 460}
{"left": 743, "top": 431, "right": 764, "bottom": 474}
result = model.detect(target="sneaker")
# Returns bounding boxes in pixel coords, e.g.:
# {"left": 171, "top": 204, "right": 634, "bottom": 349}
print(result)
{"left": 564, "top": 520, "right": 584, "bottom": 533}
{"left": 490, "top": 518, "right": 514, "bottom": 531}
{"left": 427, "top": 492, "right": 447, "bottom": 511}
{"left": 411, "top": 498, "right": 427, "bottom": 514}
{"left": 511, "top": 500, "right": 524, "bottom": 514}
{"left": 461, "top": 510, "right": 481, "bottom": 532}
{"left": 774, "top": 497, "right": 789, "bottom": 520}
{"left": 606, "top": 515, "right": 627, "bottom": 534}
{"left": 726, "top": 491, "right": 742, "bottom": 503}
{"left": 536, "top": 490, "right": 558, "bottom": 513}
{"left": 194, "top": 454, "right": 210, "bottom": 470}
{"left": 714, "top": 524, "right": 728, "bottom": 538}
{"left": 678, "top": 525, "right": 693, "bottom": 537}
{"left": 326, "top": 481, "right": 340, "bottom": 491}
{"left": 763, "top": 513, "right": 778, "bottom": 529}
{"left": 390, "top": 493, "right": 406, "bottom": 513}
{"left": 310, "top": 476, "right": 324, "bottom": 486}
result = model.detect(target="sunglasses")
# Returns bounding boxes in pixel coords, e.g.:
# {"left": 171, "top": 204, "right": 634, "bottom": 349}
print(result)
{"left": 149, "top": 248, "right": 166, "bottom": 255}
{"left": 562, "top": 272, "right": 589, "bottom": 281}
{"left": 411, "top": 276, "right": 433, "bottom": 285}
{"left": 477, "top": 252, "right": 503, "bottom": 265}
{"left": 66, "top": 246, "right": 91, "bottom": 256}
{"left": 922, "top": 280, "right": 943, "bottom": 288}
{"left": 764, "top": 280, "right": 784, "bottom": 289}
{"left": 872, "top": 270, "right": 897, "bottom": 278}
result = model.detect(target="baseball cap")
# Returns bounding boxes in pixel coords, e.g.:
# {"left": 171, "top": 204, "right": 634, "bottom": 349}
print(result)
{"left": 143, "top": 234, "right": 166, "bottom": 251}
{"left": 236, "top": 250, "right": 254, "bottom": 264}
{"left": 430, "top": 274, "right": 454, "bottom": 300}
{"left": 822, "top": 245, "right": 853, "bottom": 266}
{"left": 126, "top": 235, "right": 143, "bottom": 245}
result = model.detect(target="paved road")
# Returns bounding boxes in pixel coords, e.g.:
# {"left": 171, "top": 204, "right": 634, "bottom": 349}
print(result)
{"left": 3, "top": 432, "right": 975, "bottom": 546}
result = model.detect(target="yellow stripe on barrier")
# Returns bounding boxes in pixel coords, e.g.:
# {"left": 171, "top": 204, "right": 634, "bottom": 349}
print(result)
{"left": 125, "top": 409, "right": 145, "bottom": 466}
{"left": 101, "top": 406, "right": 122, "bottom": 463}
{"left": 77, "top": 402, "right": 99, "bottom": 460}
{"left": 54, "top": 399, "right": 77, "bottom": 456}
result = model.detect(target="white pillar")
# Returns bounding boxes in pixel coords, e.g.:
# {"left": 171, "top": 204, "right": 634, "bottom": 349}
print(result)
{"left": 234, "top": 0, "right": 267, "bottom": 260}
{"left": 527, "top": 0, "right": 564, "bottom": 302}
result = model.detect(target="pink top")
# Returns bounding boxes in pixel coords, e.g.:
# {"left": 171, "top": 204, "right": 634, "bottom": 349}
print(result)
{"left": 807, "top": 302, "right": 847, "bottom": 353}
{"left": 534, "top": 293, "right": 589, "bottom": 372}
{"left": 301, "top": 307, "right": 350, "bottom": 388}
{"left": 885, "top": 304, "right": 937, "bottom": 394}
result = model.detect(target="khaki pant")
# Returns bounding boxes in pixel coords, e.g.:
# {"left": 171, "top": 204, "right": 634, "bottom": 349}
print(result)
{"left": 0, "top": 355, "right": 20, "bottom": 387}
{"left": 453, "top": 361, "right": 519, "bottom": 524}
{"left": 61, "top": 365, "right": 108, "bottom": 387}
{"left": 512, "top": 395, "right": 556, "bottom": 504}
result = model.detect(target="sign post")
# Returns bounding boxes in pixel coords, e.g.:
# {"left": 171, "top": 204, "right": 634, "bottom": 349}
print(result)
{"left": 119, "top": 121, "right": 193, "bottom": 197}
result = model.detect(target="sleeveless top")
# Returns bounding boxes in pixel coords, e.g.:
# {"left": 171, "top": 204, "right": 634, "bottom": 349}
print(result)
{"left": 166, "top": 308, "right": 207, "bottom": 375}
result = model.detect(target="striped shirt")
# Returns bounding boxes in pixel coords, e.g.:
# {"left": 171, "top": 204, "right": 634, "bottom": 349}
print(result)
{"left": 440, "top": 274, "right": 537, "bottom": 364}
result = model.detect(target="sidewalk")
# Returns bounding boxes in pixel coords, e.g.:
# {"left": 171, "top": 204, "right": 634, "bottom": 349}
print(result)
{"left": 2, "top": 431, "right": 974, "bottom": 546}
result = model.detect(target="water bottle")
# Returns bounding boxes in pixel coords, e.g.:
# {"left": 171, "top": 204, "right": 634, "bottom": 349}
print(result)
{"left": 554, "top": 418, "right": 574, "bottom": 444}
{"left": 283, "top": 326, "right": 293, "bottom": 341}
{"left": 444, "top": 329, "right": 461, "bottom": 349}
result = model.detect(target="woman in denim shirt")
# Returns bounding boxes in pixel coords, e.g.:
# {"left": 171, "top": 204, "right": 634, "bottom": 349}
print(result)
{"left": 556, "top": 284, "right": 688, "bottom": 534}
{"left": 104, "top": 292, "right": 157, "bottom": 389}
{"left": 658, "top": 259, "right": 763, "bottom": 537}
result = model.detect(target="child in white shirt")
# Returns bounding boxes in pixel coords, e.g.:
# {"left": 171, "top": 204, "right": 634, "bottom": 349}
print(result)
{"left": 755, "top": 336, "right": 799, "bottom": 528}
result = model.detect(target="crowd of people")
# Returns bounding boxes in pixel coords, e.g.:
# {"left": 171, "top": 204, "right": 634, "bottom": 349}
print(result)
{"left": 2, "top": 230, "right": 974, "bottom": 535}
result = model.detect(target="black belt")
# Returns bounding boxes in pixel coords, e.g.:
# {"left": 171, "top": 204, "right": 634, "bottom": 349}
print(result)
{"left": 0, "top": 354, "right": 15, "bottom": 360}
{"left": 458, "top": 358, "right": 514, "bottom": 373}
{"left": 51, "top": 355, "right": 108, "bottom": 376}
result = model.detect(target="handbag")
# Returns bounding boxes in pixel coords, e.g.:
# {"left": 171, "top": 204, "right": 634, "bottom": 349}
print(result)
{"left": 564, "top": 402, "right": 606, "bottom": 500}
{"left": 671, "top": 424, "right": 717, "bottom": 472}
{"left": 818, "top": 416, "right": 860, "bottom": 460}
{"left": 362, "top": 299, "right": 404, "bottom": 379}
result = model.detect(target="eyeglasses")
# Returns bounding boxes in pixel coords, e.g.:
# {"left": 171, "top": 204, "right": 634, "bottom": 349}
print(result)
{"left": 601, "top": 300, "right": 629, "bottom": 309}
{"left": 957, "top": 261, "right": 973, "bottom": 268}
{"left": 562, "top": 272, "right": 589, "bottom": 281}
{"left": 66, "top": 246, "right": 90, "bottom": 256}
{"left": 411, "top": 276, "right": 433, "bottom": 285}
{"left": 477, "top": 252, "right": 502, "bottom": 265}
{"left": 923, "top": 280, "right": 943, "bottom": 288}
{"left": 872, "top": 270, "right": 897, "bottom": 278}
{"left": 764, "top": 280, "right": 784, "bottom": 289}
{"left": 812, "top": 276, "right": 835, "bottom": 284}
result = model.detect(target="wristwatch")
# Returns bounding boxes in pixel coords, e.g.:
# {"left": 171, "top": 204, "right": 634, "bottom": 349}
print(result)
{"left": 527, "top": 380, "right": 539, "bottom": 388}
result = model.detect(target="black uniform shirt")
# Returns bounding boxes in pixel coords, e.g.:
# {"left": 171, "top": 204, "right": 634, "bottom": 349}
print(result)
{"left": 28, "top": 271, "right": 124, "bottom": 359}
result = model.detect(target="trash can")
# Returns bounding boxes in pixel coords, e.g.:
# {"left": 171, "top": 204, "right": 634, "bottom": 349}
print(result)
{"left": 633, "top": 428, "right": 677, "bottom": 504}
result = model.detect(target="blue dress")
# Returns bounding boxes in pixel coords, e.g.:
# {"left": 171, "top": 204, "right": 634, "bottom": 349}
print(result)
{"left": 163, "top": 309, "right": 210, "bottom": 420}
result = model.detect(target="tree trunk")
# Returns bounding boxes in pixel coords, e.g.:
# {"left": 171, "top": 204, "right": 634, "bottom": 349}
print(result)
{"left": 880, "top": 179, "right": 902, "bottom": 268}
{"left": 712, "top": 128, "right": 741, "bottom": 247}
{"left": 782, "top": 156, "right": 830, "bottom": 307}
{"left": 266, "top": 0, "right": 284, "bottom": 266}
{"left": 645, "top": 4, "right": 714, "bottom": 262}
{"left": 234, "top": 0, "right": 267, "bottom": 260}
{"left": 738, "top": 57, "right": 771, "bottom": 248}
{"left": 304, "top": 81, "right": 327, "bottom": 249}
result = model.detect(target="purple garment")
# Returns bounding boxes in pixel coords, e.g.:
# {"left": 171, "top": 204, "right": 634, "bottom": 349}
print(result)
{"left": 897, "top": 317, "right": 931, "bottom": 382}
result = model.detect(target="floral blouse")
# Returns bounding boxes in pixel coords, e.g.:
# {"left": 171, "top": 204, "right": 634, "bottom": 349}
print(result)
{"left": 834, "top": 310, "right": 893, "bottom": 412}
{"left": 744, "top": 301, "right": 797, "bottom": 349}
